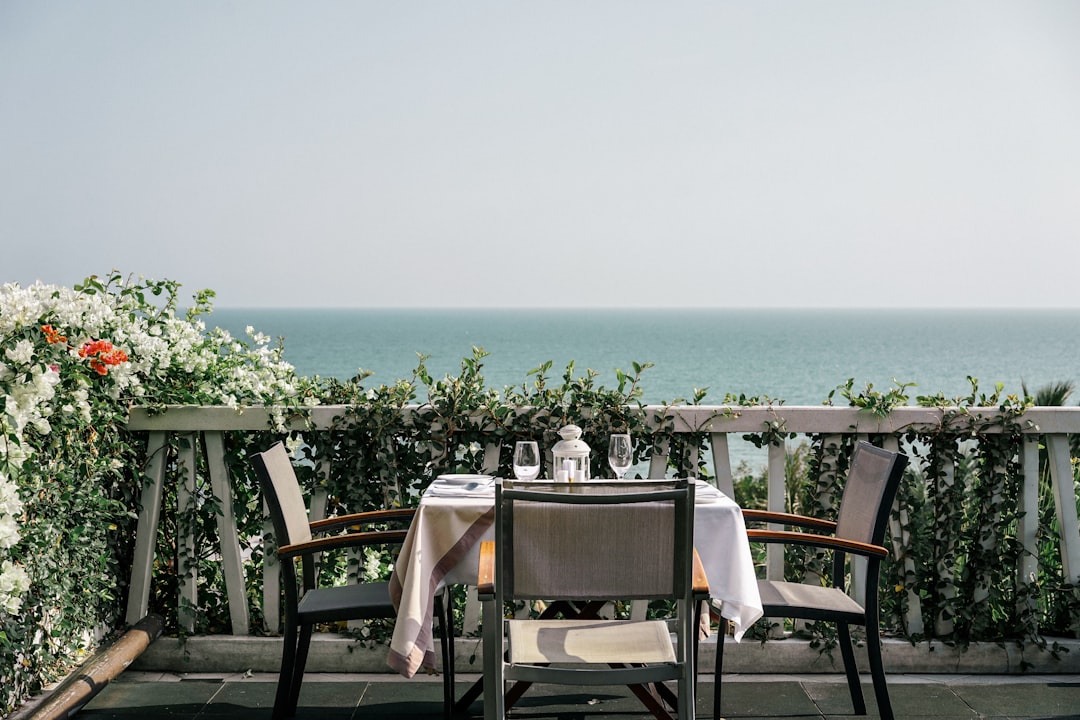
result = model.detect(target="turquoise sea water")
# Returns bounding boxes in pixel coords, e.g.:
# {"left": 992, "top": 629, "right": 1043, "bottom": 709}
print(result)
{"left": 208, "top": 308, "right": 1080, "bottom": 470}
{"left": 210, "top": 308, "right": 1080, "bottom": 405}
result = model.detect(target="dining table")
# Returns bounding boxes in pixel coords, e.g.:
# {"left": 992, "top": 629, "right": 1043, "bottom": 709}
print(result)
{"left": 387, "top": 477, "right": 763, "bottom": 681}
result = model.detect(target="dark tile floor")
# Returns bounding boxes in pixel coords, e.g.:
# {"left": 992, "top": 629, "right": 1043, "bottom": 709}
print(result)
{"left": 33, "top": 672, "right": 1080, "bottom": 720}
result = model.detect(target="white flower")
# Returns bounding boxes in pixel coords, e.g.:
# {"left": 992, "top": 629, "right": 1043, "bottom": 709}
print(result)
{"left": 0, "top": 561, "right": 30, "bottom": 615}
{"left": 0, "top": 516, "right": 20, "bottom": 550}
{"left": 363, "top": 548, "right": 383, "bottom": 581}
{"left": 0, "top": 442, "right": 29, "bottom": 469}
{"left": 5, "top": 339, "right": 34, "bottom": 365}
{"left": 0, "top": 476, "right": 22, "bottom": 517}
{"left": 284, "top": 434, "right": 305, "bottom": 457}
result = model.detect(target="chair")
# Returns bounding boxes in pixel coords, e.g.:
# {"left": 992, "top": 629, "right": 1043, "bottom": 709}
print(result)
{"left": 713, "top": 440, "right": 908, "bottom": 720}
{"left": 251, "top": 442, "right": 456, "bottom": 720}
{"left": 478, "top": 479, "right": 707, "bottom": 720}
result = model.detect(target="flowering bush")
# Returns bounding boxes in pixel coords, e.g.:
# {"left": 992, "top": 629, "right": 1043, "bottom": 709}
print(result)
{"left": 0, "top": 272, "right": 319, "bottom": 714}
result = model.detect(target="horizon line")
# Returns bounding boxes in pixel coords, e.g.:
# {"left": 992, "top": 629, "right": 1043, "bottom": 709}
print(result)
{"left": 205, "top": 305, "right": 1080, "bottom": 312}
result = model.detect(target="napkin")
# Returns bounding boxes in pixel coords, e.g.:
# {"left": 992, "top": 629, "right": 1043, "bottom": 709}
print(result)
{"left": 693, "top": 481, "right": 724, "bottom": 503}
{"left": 426, "top": 479, "right": 495, "bottom": 498}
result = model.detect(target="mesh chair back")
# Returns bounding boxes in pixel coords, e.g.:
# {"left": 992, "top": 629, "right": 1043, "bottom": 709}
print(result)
{"left": 252, "top": 442, "right": 313, "bottom": 548}
{"left": 834, "top": 441, "right": 907, "bottom": 546}
{"left": 497, "top": 480, "right": 693, "bottom": 601}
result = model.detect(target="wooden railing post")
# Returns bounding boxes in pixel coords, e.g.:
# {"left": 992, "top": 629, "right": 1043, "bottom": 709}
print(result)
{"left": 883, "top": 435, "right": 924, "bottom": 637}
{"left": 1046, "top": 434, "right": 1080, "bottom": 594}
{"left": 262, "top": 497, "right": 280, "bottom": 633}
{"left": 765, "top": 441, "right": 787, "bottom": 583}
{"left": 933, "top": 438, "right": 959, "bottom": 637}
{"left": 648, "top": 436, "right": 670, "bottom": 479}
{"left": 175, "top": 432, "right": 198, "bottom": 634}
{"left": 1018, "top": 436, "right": 1041, "bottom": 627}
{"left": 764, "top": 441, "right": 787, "bottom": 637}
{"left": 125, "top": 431, "right": 169, "bottom": 626}
{"left": 204, "top": 431, "right": 250, "bottom": 635}
{"left": 709, "top": 433, "right": 734, "bottom": 498}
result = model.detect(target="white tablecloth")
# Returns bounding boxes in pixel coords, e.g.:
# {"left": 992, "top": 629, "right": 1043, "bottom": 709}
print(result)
{"left": 387, "top": 480, "right": 762, "bottom": 678}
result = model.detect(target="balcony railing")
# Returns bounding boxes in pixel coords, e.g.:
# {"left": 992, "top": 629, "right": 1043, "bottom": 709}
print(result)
{"left": 124, "top": 404, "right": 1080, "bottom": 641}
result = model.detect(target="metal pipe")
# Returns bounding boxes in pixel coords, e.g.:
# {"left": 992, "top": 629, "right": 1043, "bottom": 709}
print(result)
{"left": 18, "top": 614, "right": 164, "bottom": 720}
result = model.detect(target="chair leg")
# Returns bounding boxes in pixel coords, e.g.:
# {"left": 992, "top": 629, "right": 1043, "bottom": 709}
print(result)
{"left": 274, "top": 621, "right": 299, "bottom": 720}
{"left": 865, "top": 620, "right": 893, "bottom": 720}
{"left": 286, "top": 623, "right": 314, "bottom": 717}
{"left": 713, "top": 618, "right": 727, "bottom": 719}
{"left": 481, "top": 599, "right": 503, "bottom": 720}
{"left": 679, "top": 662, "right": 695, "bottom": 720}
{"left": 837, "top": 622, "right": 866, "bottom": 715}
{"left": 436, "top": 589, "right": 455, "bottom": 719}
{"left": 692, "top": 600, "right": 702, "bottom": 702}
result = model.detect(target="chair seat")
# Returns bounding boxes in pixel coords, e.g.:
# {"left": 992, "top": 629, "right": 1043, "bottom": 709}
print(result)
{"left": 758, "top": 579, "right": 866, "bottom": 623}
{"left": 297, "top": 581, "right": 395, "bottom": 624}
{"left": 508, "top": 619, "right": 677, "bottom": 665}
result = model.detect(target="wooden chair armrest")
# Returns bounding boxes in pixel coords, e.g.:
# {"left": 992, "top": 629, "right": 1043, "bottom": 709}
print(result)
{"left": 745, "top": 529, "right": 889, "bottom": 558}
{"left": 277, "top": 529, "right": 409, "bottom": 559}
{"left": 742, "top": 509, "right": 837, "bottom": 533}
{"left": 309, "top": 507, "right": 415, "bottom": 534}
{"left": 477, "top": 540, "right": 495, "bottom": 598}
{"left": 692, "top": 548, "right": 710, "bottom": 597}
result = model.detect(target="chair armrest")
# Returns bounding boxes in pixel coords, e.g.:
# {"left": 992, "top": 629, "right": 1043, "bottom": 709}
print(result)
{"left": 309, "top": 507, "right": 415, "bottom": 534}
{"left": 742, "top": 509, "right": 837, "bottom": 533}
{"left": 277, "top": 529, "right": 410, "bottom": 560}
{"left": 746, "top": 529, "right": 889, "bottom": 558}
{"left": 692, "top": 548, "right": 710, "bottom": 597}
{"left": 477, "top": 540, "right": 495, "bottom": 599}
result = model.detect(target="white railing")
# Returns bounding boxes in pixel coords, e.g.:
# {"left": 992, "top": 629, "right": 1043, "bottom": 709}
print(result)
{"left": 124, "top": 405, "right": 1080, "bottom": 640}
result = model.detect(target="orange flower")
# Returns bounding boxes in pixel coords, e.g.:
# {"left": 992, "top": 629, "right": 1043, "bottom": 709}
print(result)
{"left": 78, "top": 338, "right": 128, "bottom": 375}
{"left": 41, "top": 324, "right": 67, "bottom": 344}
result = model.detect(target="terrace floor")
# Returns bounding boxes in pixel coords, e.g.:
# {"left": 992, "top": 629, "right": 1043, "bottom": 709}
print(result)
{"left": 39, "top": 671, "right": 1080, "bottom": 720}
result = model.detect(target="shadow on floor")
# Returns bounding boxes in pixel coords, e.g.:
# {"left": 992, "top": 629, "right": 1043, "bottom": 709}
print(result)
{"left": 36, "top": 673, "right": 1080, "bottom": 720}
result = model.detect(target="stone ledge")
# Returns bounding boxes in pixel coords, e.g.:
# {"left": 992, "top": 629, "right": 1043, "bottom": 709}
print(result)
{"left": 132, "top": 634, "right": 1080, "bottom": 675}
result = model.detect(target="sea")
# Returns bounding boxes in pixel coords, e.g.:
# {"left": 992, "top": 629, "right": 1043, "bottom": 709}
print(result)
{"left": 208, "top": 308, "right": 1080, "bottom": 470}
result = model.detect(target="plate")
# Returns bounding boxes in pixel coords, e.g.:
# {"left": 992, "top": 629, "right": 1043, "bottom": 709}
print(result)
{"left": 435, "top": 474, "right": 493, "bottom": 485}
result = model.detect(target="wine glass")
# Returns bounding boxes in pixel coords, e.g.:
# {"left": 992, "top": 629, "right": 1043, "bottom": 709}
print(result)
{"left": 608, "top": 433, "right": 632, "bottom": 480}
{"left": 512, "top": 441, "right": 541, "bottom": 481}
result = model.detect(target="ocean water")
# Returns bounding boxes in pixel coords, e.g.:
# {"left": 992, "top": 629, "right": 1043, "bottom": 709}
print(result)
{"left": 210, "top": 308, "right": 1080, "bottom": 403}
{"left": 208, "top": 308, "right": 1080, "bottom": 469}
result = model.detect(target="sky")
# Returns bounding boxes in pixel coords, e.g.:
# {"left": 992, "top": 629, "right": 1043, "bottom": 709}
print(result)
{"left": 2, "top": 1, "right": 1079, "bottom": 309}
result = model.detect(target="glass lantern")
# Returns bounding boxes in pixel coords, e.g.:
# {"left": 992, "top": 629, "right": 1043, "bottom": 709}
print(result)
{"left": 551, "top": 424, "right": 591, "bottom": 481}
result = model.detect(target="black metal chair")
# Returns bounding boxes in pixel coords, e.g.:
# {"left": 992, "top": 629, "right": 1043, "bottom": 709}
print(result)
{"left": 479, "top": 479, "right": 707, "bottom": 720}
{"left": 252, "top": 442, "right": 455, "bottom": 720}
{"left": 713, "top": 440, "right": 908, "bottom": 720}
